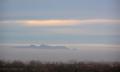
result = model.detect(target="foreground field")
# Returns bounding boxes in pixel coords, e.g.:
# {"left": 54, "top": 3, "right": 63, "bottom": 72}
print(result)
{"left": 0, "top": 60, "right": 120, "bottom": 72}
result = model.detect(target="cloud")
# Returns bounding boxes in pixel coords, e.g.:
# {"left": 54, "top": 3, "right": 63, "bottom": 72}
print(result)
{"left": 23, "top": 19, "right": 80, "bottom": 26}
{"left": 80, "top": 19, "right": 120, "bottom": 24}
{"left": 0, "top": 19, "right": 120, "bottom": 26}
{"left": 15, "top": 27, "right": 119, "bottom": 36}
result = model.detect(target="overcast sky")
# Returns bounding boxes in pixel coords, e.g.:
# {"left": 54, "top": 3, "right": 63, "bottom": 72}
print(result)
{"left": 0, "top": 0, "right": 120, "bottom": 44}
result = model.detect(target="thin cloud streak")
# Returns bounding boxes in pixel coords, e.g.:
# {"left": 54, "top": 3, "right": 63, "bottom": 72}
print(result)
{"left": 80, "top": 19, "right": 120, "bottom": 24}
{"left": 31, "top": 28, "right": 120, "bottom": 36}
{"left": 0, "top": 19, "right": 120, "bottom": 26}
{"left": 24, "top": 19, "right": 80, "bottom": 26}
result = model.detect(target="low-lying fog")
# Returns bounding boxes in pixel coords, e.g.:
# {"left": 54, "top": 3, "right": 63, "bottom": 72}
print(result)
{"left": 0, "top": 44, "right": 120, "bottom": 62}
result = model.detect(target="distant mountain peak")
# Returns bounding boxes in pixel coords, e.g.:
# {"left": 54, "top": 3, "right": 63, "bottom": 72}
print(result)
{"left": 16, "top": 44, "right": 68, "bottom": 49}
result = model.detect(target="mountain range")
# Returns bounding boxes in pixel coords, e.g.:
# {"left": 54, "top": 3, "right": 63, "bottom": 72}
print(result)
{"left": 15, "top": 44, "right": 68, "bottom": 49}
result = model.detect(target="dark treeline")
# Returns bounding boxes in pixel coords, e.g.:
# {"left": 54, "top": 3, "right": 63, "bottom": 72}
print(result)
{"left": 0, "top": 60, "right": 120, "bottom": 72}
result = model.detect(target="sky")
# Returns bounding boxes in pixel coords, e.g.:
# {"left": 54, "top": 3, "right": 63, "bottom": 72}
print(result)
{"left": 0, "top": 0, "right": 120, "bottom": 45}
